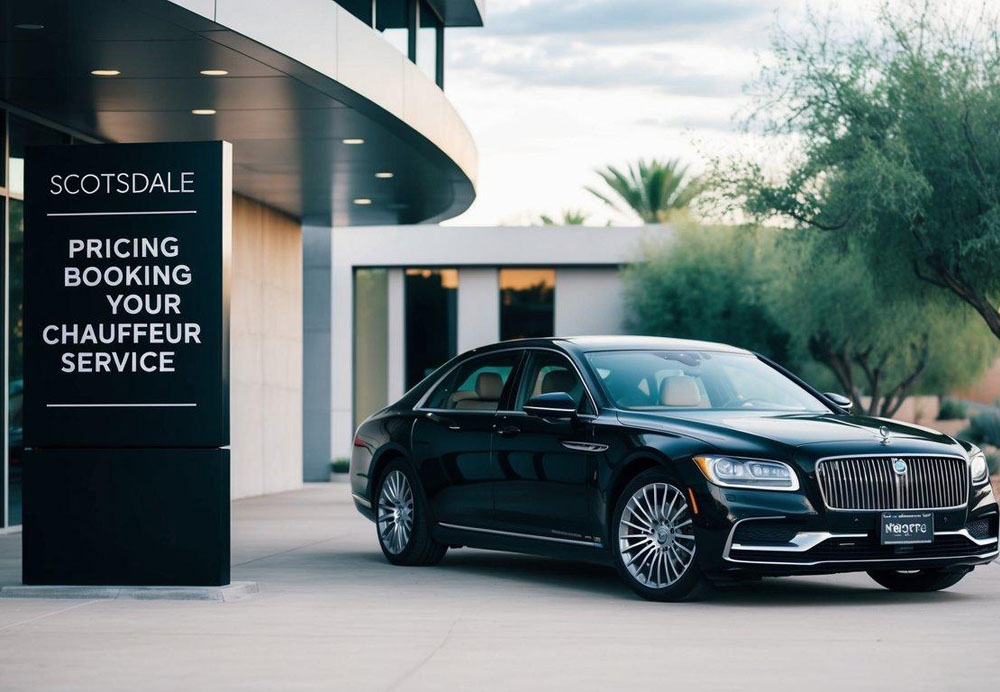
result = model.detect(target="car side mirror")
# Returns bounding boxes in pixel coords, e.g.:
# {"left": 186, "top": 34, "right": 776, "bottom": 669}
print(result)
{"left": 523, "top": 392, "right": 577, "bottom": 419}
{"left": 824, "top": 392, "right": 853, "bottom": 412}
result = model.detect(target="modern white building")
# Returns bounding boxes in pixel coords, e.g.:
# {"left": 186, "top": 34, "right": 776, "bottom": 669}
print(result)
{"left": 303, "top": 224, "right": 674, "bottom": 474}
{"left": 0, "top": 0, "right": 486, "bottom": 525}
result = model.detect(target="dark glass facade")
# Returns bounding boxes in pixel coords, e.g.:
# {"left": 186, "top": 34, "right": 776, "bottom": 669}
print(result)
{"left": 499, "top": 269, "right": 555, "bottom": 341}
{"left": 404, "top": 268, "right": 457, "bottom": 389}
{"left": 1, "top": 111, "right": 76, "bottom": 528}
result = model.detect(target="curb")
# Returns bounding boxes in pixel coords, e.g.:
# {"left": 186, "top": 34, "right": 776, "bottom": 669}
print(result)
{"left": 0, "top": 581, "right": 260, "bottom": 602}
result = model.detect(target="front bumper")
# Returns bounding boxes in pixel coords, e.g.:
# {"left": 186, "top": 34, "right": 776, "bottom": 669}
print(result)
{"left": 692, "top": 482, "right": 999, "bottom": 576}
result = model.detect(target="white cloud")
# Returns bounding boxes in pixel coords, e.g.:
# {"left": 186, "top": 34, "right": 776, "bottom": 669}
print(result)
{"left": 440, "top": 0, "right": 882, "bottom": 226}
{"left": 483, "top": 0, "right": 780, "bottom": 44}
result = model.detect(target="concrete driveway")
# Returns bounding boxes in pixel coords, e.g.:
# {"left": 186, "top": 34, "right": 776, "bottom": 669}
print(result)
{"left": 0, "top": 483, "right": 997, "bottom": 691}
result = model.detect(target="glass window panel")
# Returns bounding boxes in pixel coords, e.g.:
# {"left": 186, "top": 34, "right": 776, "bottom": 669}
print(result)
{"left": 516, "top": 351, "right": 586, "bottom": 411}
{"left": 0, "top": 112, "right": 5, "bottom": 188}
{"left": 499, "top": 269, "right": 555, "bottom": 341}
{"left": 353, "top": 269, "right": 389, "bottom": 431}
{"left": 405, "top": 268, "right": 457, "bottom": 389}
{"left": 424, "top": 351, "right": 521, "bottom": 411}
{"left": 7, "top": 199, "right": 22, "bottom": 526}
{"left": 9, "top": 116, "right": 69, "bottom": 197}
{"left": 381, "top": 28, "right": 408, "bottom": 56}
{"left": 7, "top": 117, "right": 69, "bottom": 525}
{"left": 375, "top": 0, "right": 409, "bottom": 56}
{"left": 417, "top": 1, "right": 439, "bottom": 81}
{"left": 584, "top": 350, "right": 828, "bottom": 412}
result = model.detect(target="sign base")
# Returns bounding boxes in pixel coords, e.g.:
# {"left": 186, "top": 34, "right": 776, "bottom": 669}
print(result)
{"left": 23, "top": 449, "right": 230, "bottom": 586}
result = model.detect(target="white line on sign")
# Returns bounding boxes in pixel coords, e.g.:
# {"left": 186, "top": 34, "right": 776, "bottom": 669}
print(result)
{"left": 46, "top": 210, "right": 198, "bottom": 217}
{"left": 45, "top": 403, "right": 198, "bottom": 408}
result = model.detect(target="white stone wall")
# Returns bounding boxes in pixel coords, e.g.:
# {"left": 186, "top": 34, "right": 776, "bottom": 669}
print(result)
{"left": 554, "top": 268, "right": 627, "bottom": 336}
{"left": 230, "top": 195, "right": 303, "bottom": 499}
{"left": 321, "top": 225, "right": 668, "bottom": 459}
{"left": 457, "top": 268, "right": 500, "bottom": 352}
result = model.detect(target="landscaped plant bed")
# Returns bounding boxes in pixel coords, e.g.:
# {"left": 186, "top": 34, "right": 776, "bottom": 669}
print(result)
{"left": 330, "top": 458, "right": 350, "bottom": 482}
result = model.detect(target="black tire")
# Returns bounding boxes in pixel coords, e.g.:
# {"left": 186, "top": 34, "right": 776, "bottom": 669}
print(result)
{"left": 611, "top": 469, "right": 708, "bottom": 602}
{"left": 867, "top": 568, "right": 971, "bottom": 592}
{"left": 375, "top": 459, "right": 447, "bottom": 566}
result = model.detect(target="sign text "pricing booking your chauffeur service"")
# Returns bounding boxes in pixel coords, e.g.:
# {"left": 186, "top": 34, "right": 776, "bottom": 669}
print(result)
{"left": 23, "top": 142, "right": 230, "bottom": 449}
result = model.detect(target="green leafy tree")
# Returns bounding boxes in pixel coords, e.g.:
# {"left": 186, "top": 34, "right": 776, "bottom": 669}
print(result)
{"left": 765, "top": 233, "right": 997, "bottom": 416}
{"left": 623, "top": 225, "right": 796, "bottom": 365}
{"left": 588, "top": 158, "right": 703, "bottom": 224}
{"left": 538, "top": 209, "right": 589, "bottom": 225}
{"left": 728, "top": 2, "right": 1000, "bottom": 341}
{"left": 624, "top": 226, "right": 997, "bottom": 417}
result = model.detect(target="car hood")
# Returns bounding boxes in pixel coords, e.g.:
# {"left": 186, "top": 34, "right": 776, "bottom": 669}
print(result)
{"left": 615, "top": 409, "right": 966, "bottom": 458}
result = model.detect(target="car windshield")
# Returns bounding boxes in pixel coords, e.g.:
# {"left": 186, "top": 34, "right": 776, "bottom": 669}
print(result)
{"left": 584, "top": 350, "right": 830, "bottom": 413}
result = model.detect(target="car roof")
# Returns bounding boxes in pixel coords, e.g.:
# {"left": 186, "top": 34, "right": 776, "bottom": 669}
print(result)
{"left": 557, "top": 335, "right": 750, "bottom": 354}
{"left": 469, "top": 335, "right": 751, "bottom": 356}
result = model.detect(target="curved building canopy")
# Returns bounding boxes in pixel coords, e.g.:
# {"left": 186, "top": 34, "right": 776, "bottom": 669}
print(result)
{"left": 0, "top": 0, "right": 481, "bottom": 225}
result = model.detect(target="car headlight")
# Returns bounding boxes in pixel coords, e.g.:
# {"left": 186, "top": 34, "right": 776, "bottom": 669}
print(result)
{"left": 693, "top": 455, "right": 800, "bottom": 491}
{"left": 969, "top": 450, "right": 990, "bottom": 486}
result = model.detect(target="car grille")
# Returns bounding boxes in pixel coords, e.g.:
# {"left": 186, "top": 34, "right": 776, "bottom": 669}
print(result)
{"left": 816, "top": 456, "right": 969, "bottom": 511}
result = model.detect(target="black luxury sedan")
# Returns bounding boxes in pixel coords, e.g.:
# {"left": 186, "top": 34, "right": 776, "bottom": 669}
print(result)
{"left": 350, "top": 336, "right": 999, "bottom": 601}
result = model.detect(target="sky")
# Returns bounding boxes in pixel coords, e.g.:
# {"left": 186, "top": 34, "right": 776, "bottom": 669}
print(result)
{"left": 440, "top": 0, "right": 876, "bottom": 226}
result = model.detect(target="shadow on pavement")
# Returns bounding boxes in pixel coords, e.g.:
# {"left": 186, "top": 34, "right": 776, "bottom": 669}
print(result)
{"left": 346, "top": 548, "right": 982, "bottom": 606}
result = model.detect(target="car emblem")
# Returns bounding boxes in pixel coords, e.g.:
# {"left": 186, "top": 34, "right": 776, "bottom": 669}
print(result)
{"left": 878, "top": 426, "right": 892, "bottom": 445}
{"left": 892, "top": 459, "right": 908, "bottom": 475}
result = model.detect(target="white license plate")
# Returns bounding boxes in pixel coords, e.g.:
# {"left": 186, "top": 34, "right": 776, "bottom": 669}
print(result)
{"left": 880, "top": 511, "right": 934, "bottom": 545}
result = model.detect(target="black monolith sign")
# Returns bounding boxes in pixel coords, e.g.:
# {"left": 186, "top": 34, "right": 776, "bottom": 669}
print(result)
{"left": 22, "top": 141, "right": 232, "bottom": 586}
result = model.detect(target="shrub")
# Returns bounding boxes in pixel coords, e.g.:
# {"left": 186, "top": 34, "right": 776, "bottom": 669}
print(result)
{"left": 331, "top": 458, "right": 350, "bottom": 474}
{"left": 959, "top": 413, "right": 1000, "bottom": 448}
{"left": 937, "top": 398, "right": 967, "bottom": 420}
{"left": 987, "top": 452, "right": 1000, "bottom": 477}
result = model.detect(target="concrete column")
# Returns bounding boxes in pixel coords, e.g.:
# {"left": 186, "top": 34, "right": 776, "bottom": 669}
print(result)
{"left": 302, "top": 226, "right": 332, "bottom": 482}
{"left": 457, "top": 267, "right": 499, "bottom": 352}
{"left": 330, "top": 231, "right": 355, "bottom": 462}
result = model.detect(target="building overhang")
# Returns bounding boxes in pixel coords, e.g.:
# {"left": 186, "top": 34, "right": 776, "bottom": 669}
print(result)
{"left": 428, "top": 0, "right": 485, "bottom": 27}
{"left": 0, "top": 0, "right": 479, "bottom": 226}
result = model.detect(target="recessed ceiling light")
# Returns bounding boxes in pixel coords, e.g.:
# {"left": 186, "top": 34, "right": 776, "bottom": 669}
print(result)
{"left": 200, "top": 69, "right": 229, "bottom": 76}
{"left": 342, "top": 138, "right": 365, "bottom": 145}
{"left": 353, "top": 198, "right": 373, "bottom": 205}
{"left": 191, "top": 108, "right": 217, "bottom": 115}
{"left": 375, "top": 172, "right": 394, "bottom": 179}
{"left": 14, "top": 23, "right": 44, "bottom": 30}
{"left": 91, "top": 69, "right": 121, "bottom": 76}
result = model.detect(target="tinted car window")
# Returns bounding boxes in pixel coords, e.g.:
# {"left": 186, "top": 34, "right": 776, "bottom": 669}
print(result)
{"left": 516, "top": 351, "right": 588, "bottom": 411}
{"left": 424, "top": 351, "right": 521, "bottom": 411}
{"left": 585, "top": 350, "right": 828, "bottom": 412}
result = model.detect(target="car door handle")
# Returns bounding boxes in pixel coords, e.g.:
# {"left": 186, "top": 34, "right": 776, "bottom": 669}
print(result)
{"left": 561, "top": 441, "right": 609, "bottom": 453}
{"left": 497, "top": 424, "right": 521, "bottom": 438}
{"left": 426, "top": 412, "right": 460, "bottom": 430}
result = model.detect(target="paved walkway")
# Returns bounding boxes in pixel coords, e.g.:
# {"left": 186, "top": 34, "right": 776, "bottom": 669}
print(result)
{"left": 0, "top": 483, "right": 997, "bottom": 691}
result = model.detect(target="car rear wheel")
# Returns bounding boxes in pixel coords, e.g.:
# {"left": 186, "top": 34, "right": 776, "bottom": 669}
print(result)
{"left": 867, "top": 568, "right": 970, "bottom": 592}
{"left": 376, "top": 460, "right": 447, "bottom": 566}
{"left": 612, "top": 470, "right": 706, "bottom": 601}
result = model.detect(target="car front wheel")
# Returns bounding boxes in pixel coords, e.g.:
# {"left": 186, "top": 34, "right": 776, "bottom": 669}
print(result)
{"left": 867, "top": 568, "right": 970, "bottom": 592}
{"left": 612, "top": 470, "right": 706, "bottom": 601}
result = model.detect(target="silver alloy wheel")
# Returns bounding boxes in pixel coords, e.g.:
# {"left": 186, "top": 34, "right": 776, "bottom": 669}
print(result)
{"left": 377, "top": 470, "right": 414, "bottom": 555}
{"left": 618, "top": 482, "right": 696, "bottom": 589}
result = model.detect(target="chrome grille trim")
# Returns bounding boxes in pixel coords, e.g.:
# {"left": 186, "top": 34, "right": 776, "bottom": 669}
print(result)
{"left": 815, "top": 454, "right": 970, "bottom": 511}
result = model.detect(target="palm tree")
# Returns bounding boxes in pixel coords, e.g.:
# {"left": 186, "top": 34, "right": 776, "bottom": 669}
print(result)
{"left": 586, "top": 158, "right": 703, "bottom": 224}
{"left": 538, "top": 209, "right": 589, "bottom": 225}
